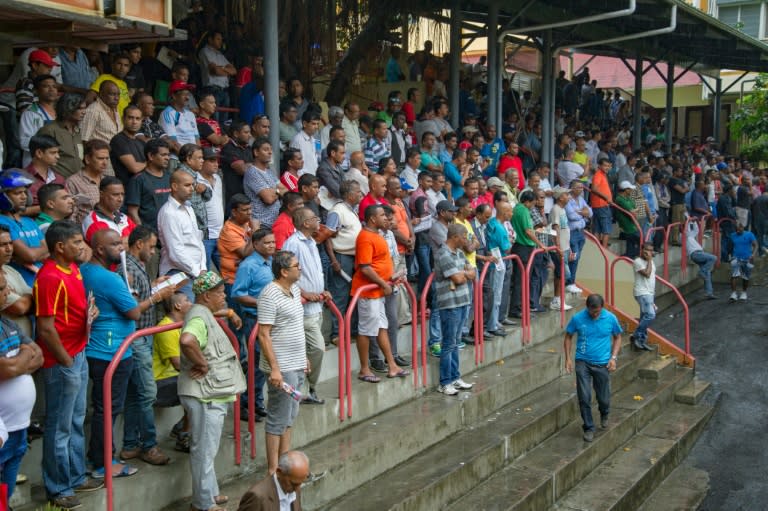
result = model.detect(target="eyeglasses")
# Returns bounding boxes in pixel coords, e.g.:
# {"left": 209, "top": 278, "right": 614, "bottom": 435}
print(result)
{"left": 290, "top": 263, "right": 301, "bottom": 270}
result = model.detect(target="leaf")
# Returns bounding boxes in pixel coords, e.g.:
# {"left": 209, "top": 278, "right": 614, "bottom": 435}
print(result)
{"left": 633, "top": 395, "right": 644, "bottom": 401}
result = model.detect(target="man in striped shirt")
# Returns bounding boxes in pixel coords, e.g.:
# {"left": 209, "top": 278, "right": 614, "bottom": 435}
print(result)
{"left": 364, "top": 119, "right": 391, "bottom": 173}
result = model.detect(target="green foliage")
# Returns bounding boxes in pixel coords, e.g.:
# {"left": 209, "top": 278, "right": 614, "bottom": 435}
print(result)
{"left": 730, "top": 73, "right": 768, "bottom": 161}
{"left": 35, "top": 504, "right": 64, "bottom": 511}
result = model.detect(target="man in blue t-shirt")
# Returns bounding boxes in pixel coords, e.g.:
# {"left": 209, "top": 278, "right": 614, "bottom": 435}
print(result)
{"left": 728, "top": 222, "right": 758, "bottom": 302}
{"left": 564, "top": 294, "right": 622, "bottom": 442}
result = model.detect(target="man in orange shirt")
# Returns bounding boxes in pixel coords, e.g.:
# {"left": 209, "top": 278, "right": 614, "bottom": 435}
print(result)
{"left": 217, "top": 194, "right": 254, "bottom": 290}
{"left": 590, "top": 158, "right": 613, "bottom": 247}
{"left": 351, "top": 204, "right": 410, "bottom": 382}
{"left": 384, "top": 176, "right": 414, "bottom": 264}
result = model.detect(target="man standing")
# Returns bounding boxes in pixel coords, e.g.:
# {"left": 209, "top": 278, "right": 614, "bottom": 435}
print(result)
{"left": 244, "top": 137, "right": 280, "bottom": 228}
{"left": 20, "top": 75, "right": 59, "bottom": 167}
{"left": 178, "top": 271, "right": 245, "bottom": 511}
{"left": 509, "top": 190, "right": 547, "bottom": 319}
{"left": 590, "top": 157, "right": 613, "bottom": 248}
{"left": 24, "top": 134, "right": 65, "bottom": 216}
{"left": 0, "top": 225, "right": 34, "bottom": 336}
{"left": 485, "top": 201, "right": 512, "bottom": 335}
{"left": 317, "top": 140, "right": 345, "bottom": 209}
{"left": 66, "top": 139, "right": 110, "bottom": 224}
{"left": 217, "top": 194, "right": 256, "bottom": 288}
{"left": 686, "top": 221, "right": 717, "bottom": 300}
{"left": 198, "top": 31, "right": 237, "bottom": 123}
{"left": 615, "top": 181, "right": 640, "bottom": 259}
{"left": 110, "top": 105, "right": 146, "bottom": 187}
{"left": 342, "top": 102, "right": 362, "bottom": 154}
{"left": 565, "top": 180, "right": 591, "bottom": 294}
{"left": 37, "top": 92, "right": 86, "bottom": 178}
{"left": 81, "top": 81, "right": 122, "bottom": 152}
{"left": 728, "top": 221, "right": 758, "bottom": 302}
{"left": 358, "top": 174, "right": 389, "bottom": 221}
{"left": 631, "top": 243, "right": 656, "bottom": 351}
{"left": 668, "top": 165, "right": 689, "bottom": 245}
{"left": 220, "top": 121, "right": 253, "bottom": 205}
{"left": 564, "top": 294, "right": 622, "bottom": 442}
{"left": 364, "top": 119, "right": 391, "bottom": 173}
{"left": 125, "top": 138, "right": 172, "bottom": 231}
{"left": 238, "top": 451, "right": 308, "bottom": 511}
{"left": 282, "top": 208, "right": 328, "bottom": 405}
{"left": 289, "top": 111, "right": 321, "bottom": 176}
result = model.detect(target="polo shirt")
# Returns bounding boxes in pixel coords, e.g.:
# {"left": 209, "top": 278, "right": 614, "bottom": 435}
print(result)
{"left": 511, "top": 203, "right": 536, "bottom": 247}
{"left": 110, "top": 132, "right": 146, "bottom": 187}
{"left": 152, "top": 316, "right": 180, "bottom": 381}
{"left": 220, "top": 139, "right": 253, "bottom": 203}
{"left": 0, "top": 215, "right": 44, "bottom": 286}
{"left": 33, "top": 259, "right": 88, "bottom": 368}
{"left": 82, "top": 209, "right": 136, "bottom": 244}
{"left": 24, "top": 163, "right": 65, "bottom": 206}
{"left": 590, "top": 170, "right": 612, "bottom": 209}
{"left": 81, "top": 262, "right": 137, "bottom": 361}
{"left": 565, "top": 308, "right": 622, "bottom": 365}
{"left": 615, "top": 195, "right": 638, "bottom": 234}
{"left": 217, "top": 219, "right": 251, "bottom": 284}
{"left": 37, "top": 121, "right": 84, "bottom": 178}
{"left": 282, "top": 231, "right": 325, "bottom": 316}
{"left": 486, "top": 216, "right": 511, "bottom": 261}
{"left": 497, "top": 155, "right": 525, "bottom": 189}
{"left": 257, "top": 282, "right": 307, "bottom": 373}
{"left": 352, "top": 228, "right": 394, "bottom": 299}
{"left": 419, "top": 151, "right": 441, "bottom": 172}
{"left": 730, "top": 230, "right": 756, "bottom": 260}
{"left": 65, "top": 170, "right": 100, "bottom": 225}
{"left": 358, "top": 194, "right": 389, "bottom": 222}
{"left": 125, "top": 169, "right": 172, "bottom": 229}
{"left": 160, "top": 106, "right": 199, "bottom": 146}
{"left": 231, "top": 252, "right": 273, "bottom": 316}
{"left": 290, "top": 130, "right": 320, "bottom": 176}
{"left": 434, "top": 245, "right": 471, "bottom": 310}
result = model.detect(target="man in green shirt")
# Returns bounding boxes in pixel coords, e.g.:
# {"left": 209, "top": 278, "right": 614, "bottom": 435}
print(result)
{"left": 35, "top": 183, "right": 74, "bottom": 234}
{"left": 615, "top": 180, "right": 640, "bottom": 258}
{"left": 509, "top": 190, "right": 549, "bottom": 318}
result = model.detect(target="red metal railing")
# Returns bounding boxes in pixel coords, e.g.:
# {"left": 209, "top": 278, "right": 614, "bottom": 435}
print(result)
{"left": 525, "top": 247, "right": 566, "bottom": 341}
{"left": 474, "top": 254, "right": 526, "bottom": 351}
{"left": 644, "top": 225, "right": 665, "bottom": 244}
{"left": 583, "top": 231, "right": 610, "bottom": 299}
{"left": 103, "top": 318, "right": 241, "bottom": 511}
{"left": 610, "top": 201, "right": 643, "bottom": 241}
{"left": 661, "top": 221, "right": 682, "bottom": 280}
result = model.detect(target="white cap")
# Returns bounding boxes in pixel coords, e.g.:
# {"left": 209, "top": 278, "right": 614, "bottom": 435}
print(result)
{"left": 618, "top": 180, "right": 636, "bottom": 190}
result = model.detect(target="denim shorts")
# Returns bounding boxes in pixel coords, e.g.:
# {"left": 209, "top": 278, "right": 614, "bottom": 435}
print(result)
{"left": 592, "top": 207, "right": 613, "bottom": 234}
{"left": 730, "top": 258, "right": 753, "bottom": 280}
{"left": 265, "top": 369, "right": 305, "bottom": 436}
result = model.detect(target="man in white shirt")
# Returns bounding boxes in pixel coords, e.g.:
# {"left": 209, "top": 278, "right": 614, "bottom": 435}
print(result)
{"left": 557, "top": 147, "right": 585, "bottom": 187}
{"left": 289, "top": 110, "right": 321, "bottom": 176}
{"left": 319, "top": 106, "right": 344, "bottom": 151}
{"left": 158, "top": 169, "right": 207, "bottom": 300}
{"left": 345, "top": 151, "right": 370, "bottom": 195}
{"left": 198, "top": 31, "right": 236, "bottom": 123}
{"left": 426, "top": 172, "right": 447, "bottom": 215}
{"left": 400, "top": 147, "right": 421, "bottom": 190}
{"left": 342, "top": 102, "right": 362, "bottom": 153}
{"left": 200, "top": 148, "right": 225, "bottom": 269}
{"left": 631, "top": 243, "right": 656, "bottom": 351}
{"left": 160, "top": 81, "right": 200, "bottom": 153}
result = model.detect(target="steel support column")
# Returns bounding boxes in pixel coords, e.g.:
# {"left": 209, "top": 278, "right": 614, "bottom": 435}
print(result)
{"left": 541, "top": 30, "right": 554, "bottom": 171}
{"left": 263, "top": 0, "right": 280, "bottom": 172}
{"left": 713, "top": 77, "right": 722, "bottom": 143}
{"left": 449, "top": 2, "right": 462, "bottom": 128}
{"left": 665, "top": 60, "right": 674, "bottom": 152}
{"left": 487, "top": 3, "right": 499, "bottom": 132}
{"left": 633, "top": 56, "right": 643, "bottom": 148}
{"left": 497, "top": 41, "right": 504, "bottom": 132}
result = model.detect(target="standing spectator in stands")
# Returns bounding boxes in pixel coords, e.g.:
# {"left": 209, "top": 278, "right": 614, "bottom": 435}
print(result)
{"left": 158, "top": 170, "right": 207, "bottom": 300}
{"left": 654, "top": 172, "right": 671, "bottom": 253}
{"left": 298, "top": 174, "right": 321, "bottom": 219}
{"left": 0, "top": 222, "right": 32, "bottom": 336}
{"left": 279, "top": 148, "right": 303, "bottom": 193}
{"left": 25, "top": 134, "right": 65, "bottom": 215}
{"left": 89, "top": 53, "right": 131, "bottom": 116}
{"left": 385, "top": 46, "right": 405, "bottom": 82}
{"left": 36, "top": 221, "right": 101, "bottom": 509}
{"left": 245, "top": 137, "right": 280, "bottom": 228}
{"left": 200, "top": 148, "right": 225, "bottom": 268}
{"left": 728, "top": 221, "right": 758, "bottom": 302}
{"left": 35, "top": 183, "right": 74, "bottom": 234}
{"left": 343, "top": 102, "right": 363, "bottom": 153}
{"left": 345, "top": 150, "right": 370, "bottom": 194}
{"left": 160, "top": 80, "right": 200, "bottom": 150}
{"left": 251, "top": 113, "right": 271, "bottom": 140}
{"left": 631, "top": 243, "right": 656, "bottom": 351}
{"left": 615, "top": 181, "right": 641, "bottom": 259}
{"left": 401, "top": 147, "right": 421, "bottom": 190}
{"left": 557, "top": 148, "right": 584, "bottom": 188}
{"left": 289, "top": 110, "right": 321, "bottom": 176}
{"left": 82, "top": 176, "right": 136, "bottom": 245}
{"left": 125, "top": 138, "right": 172, "bottom": 231}
{"left": 319, "top": 106, "right": 344, "bottom": 150}
{"left": 550, "top": 187, "right": 573, "bottom": 311}
{"left": 590, "top": 158, "right": 613, "bottom": 248}
{"left": 497, "top": 141, "right": 524, "bottom": 188}
{"left": 485, "top": 200, "right": 512, "bottom": 335}
{"left": 110, "top": 105, "right": 146, "bottom": 186}
{"left": 317, "top": 140, "right": 345, "bottom": 205}
{"left": 179, "top": 272, "right": 245, "bottom": 510}
{"left": 278, "top": 103, "right": 299, "bottom": 151}
{"left": 686, "top": 221, "right": 717, "bottom": 300}
{"left": 358, "top": 174, "right": 389, "bottom": 221}
{"left": 717, "top": 185, "right": 738, "bottom": 262}
{"left": 564, "top": 293, "right": 622, "bottom": 442}
{"left": 199, "top": 31, "right": 237, "bottom": 123}
{"left": 59, "top": 46, "right": 95, "bottom": 94}
{"left": 735, "top": 178, "right": 753, "bottom": 230}
{"left": 668, "top": 165, "right": 689, "bottom": 245}
{"left": 690, "top": 179, "right": 710, "bottom": 219}
{"left": 258, "top": 251, "right": 308, "bottom": 474}
{"left": 196, "top": 88, "right": 230, "bottom": 150}
{"left": 529, "top": 189, "right": 553, "bottom": 312}
{"left": 427, "top": 172, "right": 448, "bottom": 214}
{"left": 285, "top": 78, "right": 310, "bottom": 128}
{"left": 403, "top": 88, "right": 419, "bottom": 126}
{"left": 220, "top": 120, "right": 252, "bottom": 204}
{"left": 15, "top": 50, "right": 57, "bottom": 115}
{"left": 509, "top": 190, "right": 547, "bottom": 319}
{"left": 134, "top": 92, "right": 172, "bottom": 146}
{"left": 752, "top": 187, "right": 768, "bottom": 255}
{"left": 123, "top": 43, "right": 145, "bottom": 97}
{"left": 217, "top": 194, "right": 255, "bottom": 289}
{"left": 178, "top": 143, "right": 213, "bottom": 239}
{"left": 352, "top": 205, "right": 409, "bottom": 382}
{"left": 20, "top": 74, "right": 58, "bottom": 167}
{"left": 438, "top": 131, "right": 458, "bottom": 167}
{"left": 272, "top": 192, "right": 303, "bottom": 249}
{"left": 119, "top": 226, "right": 173, "bottom": 466}
{"left": 37, "top": 93, "right": 86, "bottom": 178}
{"left": 282, "top": 208, "right": 328, "bottom": 405}
{"left": 386, "top": 176, "right": 415, "bottom": 266}
{"left": 444, "top": 149, "right": 468, "bottom": 200}
{"left": 0, "top": 171, "right": 47, "bottom": 286}
{"left": 81, "top": 81, "right": 122, "bottom": 174}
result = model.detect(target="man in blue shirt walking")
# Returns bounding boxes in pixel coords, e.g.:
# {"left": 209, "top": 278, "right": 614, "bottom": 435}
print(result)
{"left": 563, "top": 294, "right": 622, "bottom": 442}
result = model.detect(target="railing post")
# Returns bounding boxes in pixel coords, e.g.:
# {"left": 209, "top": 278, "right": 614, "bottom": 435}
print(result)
{"left": 247, "top": 322, "right": 259, "bottom": 459}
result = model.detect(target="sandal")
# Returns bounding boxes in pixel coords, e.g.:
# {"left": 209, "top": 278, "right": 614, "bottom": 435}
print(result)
{"left": 387, "top": 369, "right": 410, "bottom": 379}
{"left": 357, "top": 373, "right": 381, "bottom": 383}
{"left": 175, "top": 432, "right": 191, "bottom": 453}
{"left": 214, "top": 495, "right": 229, "bottom": 505}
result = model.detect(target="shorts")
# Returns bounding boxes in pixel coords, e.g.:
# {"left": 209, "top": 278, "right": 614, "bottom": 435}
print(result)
{"left": 357, "top": 297, "right": 388, "bottom": 337}
{"left": 551, "top": 249, "right": 572, "bottom": 280}
{"left": 265, "top": 369, "right": 305, "bottom": 436}
{"left": 592, "top": 207, "right": 613, "bottom": 234}
{"left": 730, "top": 258, "right": 753, "bottom": 280}
{"left": 155, "top": 376, "right": 180, "bottom": 407}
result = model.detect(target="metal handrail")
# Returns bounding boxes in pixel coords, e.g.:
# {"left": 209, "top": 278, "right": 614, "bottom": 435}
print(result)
{"left": 399, "top": 281, "right": 421, "bottom": 388}
{"left": 662, "top": 221, "right": 682, "bottom": 280}
{"left": 419, "top": 274, "right": 435, "bottom": 371}
{"left": 610, "top": 201, "right": 644, "bottom": 242}
{"left": 103, "top": 318, "right": 241, "bottom": 511}
{"left": 525, "top": 247, "right": 566, "bottom": 342}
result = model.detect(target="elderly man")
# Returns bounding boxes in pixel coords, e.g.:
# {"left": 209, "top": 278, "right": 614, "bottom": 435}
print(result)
{"left": 320, "top": 106, "right": 344, "bottom": 150}
{"left": 178, "top": 271, "right": 245, "bottom": 511}
{"left": 342, "top": 102, "right": 362, "bottom": 153}
{"left": 258, "top": 251, "right": 308, "bottom": 475}
{"left": 281, "top": 208, "right": 328, "bottom": 405}
{"left": 564, "top": 294, "right": 622, "bottom": 442}
{"left": 565, "top": 180, "right": 591, "bottom": 294}
{"left": 81, "top": 81, "right": 122, "bottom": 173}
{"left": 238, "top": 450, "right": 309, "bottom": 511}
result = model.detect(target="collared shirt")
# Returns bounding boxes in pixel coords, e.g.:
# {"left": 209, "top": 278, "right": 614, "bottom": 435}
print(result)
{"left": 82, "top": 207, "right": 136, "bottom": 244}
{"left": 90, "top": 74, "right": 130, "bottom": 116}
{"left": 244, "top": 164, "right": 280, "bottom": 227}
{"left": 557, "top": 160, "right": 585, "bottom": 188}
{"left": 434, "top": 245, "right": 471, "bottom": 310}
{"left": 344, "top": 167, "right": 369, "bottom": 194}
{"left": 20, "top": 103, "right": 55, "bottom": 166}
{"left": 566, "top": 308, "right": 622, "bottom": 365}
{"left": 24, "top": 163, "right": 64, "bottom": 206}
{"left": 273, "top": 473, "right": 297, "bottom": 511}
{"left": 59, "top": 47, "right": 96, "bottom": 90}
{"left": 290, "top": 130, "right": 320, "bottom": 176}
{"left": 65, "top": 170, "right": 101, "bottom": 225}
{"left": 160, "top": 106, "right": 199, "bottom": 146}
{"left": 120, "top": 253, "right": 155, "bottom": 330}
{"left": 141, "top": 117, "right": 166, "bottom": 140}
{"left": 530, "top": 206, "right": 551, "bottom": 247}
{"left": 231, "top": 252, "right": 273, "bottom": 316}
{"left": 81, "top": 98, "right": 122, "bottom": 148}
{"left": 282, "top": 231, "right": 325, "bottom": 316}
{"left": 401, "top": 165, "right": 419, "bottom": 189}
{"left": 158, "top": 196, "right": 207, "bottom": 276}
{"left": 565, "top": 194, "right": 591, "bottom": 231}
{"left": 364, "top": 136, "right": 390, "bottom": 173}
{"left": 342, "top": 116, "right": 362, "bottom": 153}
{"left": 511, "top": 203, "right": 536, "bottom": 247}
{"left": 37, "top": 120, "right": 83, "bottom": 178}
{"left": 199, "top": 45, "right": 231, "bottom": 88}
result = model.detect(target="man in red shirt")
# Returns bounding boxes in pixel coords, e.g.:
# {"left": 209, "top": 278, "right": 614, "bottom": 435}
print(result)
{"left": 272, "top": 192, "right": 304, "bottom": 249}
{"left": 35, "top": 220, "right": 102, "bottom": 509}
{"left": 82, "top": 176, "right": 136, "bottom": 246}
{"left": 496, "top": 141, "right": 525, "bottom": 190}
{"left": 358, "top": 174, "right": 389, "bottom": 221}
{"left": 351, "top": 204, "right": 409, "bottom": 382}
{"left": 590, "top": 157, "right": 614, "bottom": 247}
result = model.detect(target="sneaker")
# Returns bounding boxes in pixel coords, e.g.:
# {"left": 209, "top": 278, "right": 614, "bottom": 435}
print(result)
{"left": 75, "top": 478, "right": 104, "bottom": 492}
{"left": 729, "top": 291, "right": 738, "bottom": 302}
{"left": 453, "top": 378, "right": 474, "bottom": 390}
{"left": 394, "top": 355, "right": 410, "bottom": 367}
{"left": 457, "top": 341, "right": 466, "bottom": 350}
{"left": 600, "top": 416, "right": 609, "bottom": 430}
{"left": 50, "top": 496, "right": 82, "bottom": 510}
{"left": 566, "top": 284, "right": 583, "bottom": 294}
{"left": 370, "top": 359, "right": 388, "bottom": 373}
{"left": 583, "top": 430, "right": 594, "bottom": 442}
{"left": 438, "top": 383, "right": 458, "bottom": 396}
{"left": 429, "top": 344, "right": 442, "bottom": 358}
{"left": 550, "top": 298, "right": 574, "bottom": 311}
{"left": 739, "top": 291, "right": 748, "bottom": 301}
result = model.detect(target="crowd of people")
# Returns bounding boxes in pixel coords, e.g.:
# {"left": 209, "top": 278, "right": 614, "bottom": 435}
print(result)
{"left": 0, "top": 10, "right": 764, "bottom": 511}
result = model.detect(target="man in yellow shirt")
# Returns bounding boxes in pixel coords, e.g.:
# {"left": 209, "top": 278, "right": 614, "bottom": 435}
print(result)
{"left": 454, "top": 196, "right": 480, "bottom": 343}
{"left": 89, "top": 53, "right": 132, "bottom": 116}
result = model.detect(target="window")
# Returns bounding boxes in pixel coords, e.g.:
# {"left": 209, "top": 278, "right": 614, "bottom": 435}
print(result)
{"left": 717, "top": 2, "right": 763, "bottom": 39}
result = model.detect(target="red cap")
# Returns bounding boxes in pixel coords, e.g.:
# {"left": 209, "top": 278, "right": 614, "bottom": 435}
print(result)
{"left": 169, "top": 80, "right": 196, "bottom": 95}
{"left": 28, "top": 49, "right": 59, "bottom": 68}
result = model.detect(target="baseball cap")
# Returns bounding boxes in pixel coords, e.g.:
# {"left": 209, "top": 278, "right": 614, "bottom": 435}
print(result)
{"left": 574, "top": 130, "right": 585, "bottom": 138}
{"left": 436, "top": 199, "right": 458, "bottom": 213}
{"left": 462, "top": 125, "right": 479, "bottom": 134}
{"left": 169, "top": 80, "right": 196, "bottom": 95}
{"left": 192, "top": 271, "right": 224, "bottom": 295}
{"left": 552, "top": 186, "right": 570, "bottom": 199}
{"left": 202, "top": 147, "right": 219, "bottom": 160}
{"left": 29, "top": 50, "right": 59, "bottom": 68}
{"left": 399, "top": 177, "right": 414, "bottom": 191}
{"left": 487, "top": 177, "right": 504, "bottom": 188}
{"left": 618, "top": 180, "right": 636, "bottom": 190}
{"left": 706, "top": 136, "right": 715, "bottom": 142}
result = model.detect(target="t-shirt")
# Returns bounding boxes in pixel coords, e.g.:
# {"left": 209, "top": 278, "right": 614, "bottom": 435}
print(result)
{"left": 590, "top": 170, "right": 611, "bottom": 209}
{"left": 615, "top": 195, "right": 638, "bottom": 234}
{"left": 669, "top": 177, "right": 687, "bottom": 205}
{"left": 220, "top": 140, "right": 253, "bottom": 204}
{"left": 352, "top": 228, "right": 394, "bottom": 299}
{"left": 566, "top": 308, "right": 623, "bottom": 365}
{"left": 33, "top": 260, "right": 88, "bottom": 368}
{"left": 730, "top": 230, "right": 756, "bottom": 260}
{"left": 0, "top": 317, "right": 36, "bottom": 432}
{"left": 160, "top": 106, "right": 199, "bottom": 146}
{"left": 82, "top": 209, "right": 136, "bottom": 244}
{"left": 257, "top": 282, "right": 307, "bottom": 373}
{"left": 125, "top": 170, "right": 172, "bottom": 230}
{"left": 434, "top": 245, "right": 471, "bottom": 310}
{"left": 152, "top": 316, "right": 181, "bottom": 381}
{"left": 633, "top": 257, "right": 656, "bottom": 297}
{"left": 1, "top": 265, "right": 33, "bottom": 338}
{"left": 0, "top": 215, "right": 44, "bottom": 286}
{"left": 550, "top": 204, "right": 570, "bottom": 251}
{"left": 217, "top": 220, "right": 250, "bottom": 284}
{"left": 110, "top": 132, "right": 146, "bottom": 187}
{"left": 81, "top": 263, "right": 138, "bottom": 361}
{"left": 511, "top": 203, "right": 535, "bottom": 247}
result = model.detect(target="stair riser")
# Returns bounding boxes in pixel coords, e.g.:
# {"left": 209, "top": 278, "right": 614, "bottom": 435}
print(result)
{"left": 638, "top": 360, "right": 676, "bottom": 381}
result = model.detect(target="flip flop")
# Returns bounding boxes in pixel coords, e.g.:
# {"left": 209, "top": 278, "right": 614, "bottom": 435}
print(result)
{"left": 214, "top": 496, "right": 229, "bottom": 505}
{"left": 357, "top": 374, "right": 381, "bottom": 383}
{"left": 114, "top": 463, "right": 138, "bottom": 478}
{"left": 387, "top": 369, "right": 411, "bottom": 379}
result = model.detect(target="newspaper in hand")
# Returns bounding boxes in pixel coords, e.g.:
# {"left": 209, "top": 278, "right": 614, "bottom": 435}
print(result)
{"left": 151, "top": 273, "right": 188, "bottom": 295}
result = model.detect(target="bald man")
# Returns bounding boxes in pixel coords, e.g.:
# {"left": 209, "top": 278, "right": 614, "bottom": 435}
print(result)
{"left": 238, "top": 450, "right": 308, "bottom": 511}
{"left": 357, "top": 174, "right": 389, "bottom": 221}
{"left": 345, "top": 150, "right": 370, "bottom": 194}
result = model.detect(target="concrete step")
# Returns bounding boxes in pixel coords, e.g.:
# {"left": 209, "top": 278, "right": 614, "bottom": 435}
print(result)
{"left": 675, "top": 377, "right": 712, "bottom": 405}
{"left": 638, "top": 356, "right": 677, "bottom": 380}
{"left": 318, "top": 346, "right": 656, "bottom": 511}
{"left": 636, "top": 464, "right": 710, "bottom": 511}
{"left": 552, "top": 402, "right": 714, "bottom": 511}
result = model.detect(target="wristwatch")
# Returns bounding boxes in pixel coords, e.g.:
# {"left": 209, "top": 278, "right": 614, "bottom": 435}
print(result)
{"left": 611, "top": 356, "right": 618, "bottom": 361}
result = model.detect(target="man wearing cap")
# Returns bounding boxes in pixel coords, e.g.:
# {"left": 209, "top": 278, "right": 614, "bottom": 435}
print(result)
{"left": 16, "top": 49, "right": 59, "bottom": 115}
{"left": 615, "top": 180, "right": 640, "bottom": 258}
{"left": 378, "top": 94, "right": 402, "bottom": 128}
{"left": 160, "top": 80, "right": 200, "bottom": 152}
{"left": 19, "top": 75, "right": 59, "bottom": 168}
{"left": 179, "top": 271, "right": 245, "bottom": 511}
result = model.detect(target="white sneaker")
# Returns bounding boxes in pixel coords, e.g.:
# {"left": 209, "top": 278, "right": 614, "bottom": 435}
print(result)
{"left": 739, "top": 291, "right": 747, "bottom": 301}
{"left": 566, "top": 284, "right": 583, "bottom": 294}
{"left": 729, "top": 291, "right": 738, "bottom": 302}
{"left": 453, "top": 378, "right": 474, "bottom": 390}
{"left": 550, "top": 298, "right": 574, "bottom": 311}
{"left": 438, "top": 383, "right": 458, "bottom": 396}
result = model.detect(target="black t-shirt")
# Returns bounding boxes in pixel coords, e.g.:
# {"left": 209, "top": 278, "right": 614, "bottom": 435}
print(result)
{"left": 668, "top": 176, "right": 687, "bottom": 205}
{"left": 220, "top": 140, "right": 253, "bottom": 205}
{"left": 110, "top": 132, "right": 147, "bottom": 187}
{"left": 125, "top": 169, "right": 171, "bottom": 229}
{"left": 125, "top": 65, "right": 146, "bottom": 91}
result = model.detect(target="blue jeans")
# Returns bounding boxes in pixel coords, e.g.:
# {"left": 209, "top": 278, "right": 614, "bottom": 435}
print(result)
{"left": 439, "top": 306, "right": 465, "bottom": 386}
{"left": 530, "top": 252, "right": 548, "bottom": 310}
{"left": 415, "top": 241, "right": 431, "bottom": 295}
{"left": 328, "top": 253, "right": 355, "bottom": 337}
{"left": 575, "top": 360, "right": 611, "bottom": 432}
{"left": 0, "top": 429, "right": 27, "bottom": 499}
{"left": 123, "top": 336, "right": 158, "bottom": 451}
{"left": 460, "top": 282, "right": 473, "bottom": 336}
{"left": 567, "top": 229, "right": 585, "bottom": 285}
{"left": 240, "top": 313, "right": 266, "bottom": 411}
{"left": 203, "top": 238, "right": 220, "bottom": 271}
{"left": 690, "top": 250, "right": 716, "bottom": 296}
{"left": 428, "top": 287, "right": 442, "bottom": 348}
{"left": 634, "top": 294, "right": 656, "bottom": 343}
{"left": 486, "top": 262, "right": 506, "bottom": 330}
{"left": 88, "top": 356, "right": 133, "bottom": 470}
{"left": 42, "top": 351, "right": 88, "bottom": 499}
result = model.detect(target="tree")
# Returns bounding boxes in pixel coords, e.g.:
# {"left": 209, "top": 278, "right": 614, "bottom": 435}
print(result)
{"left": 730, "top": 72, "right": 768, "bottom": 162}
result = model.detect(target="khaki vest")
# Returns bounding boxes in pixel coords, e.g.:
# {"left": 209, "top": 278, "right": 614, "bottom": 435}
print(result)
{"left": 177, "top": 304, "right": 246, "bottom": 400}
